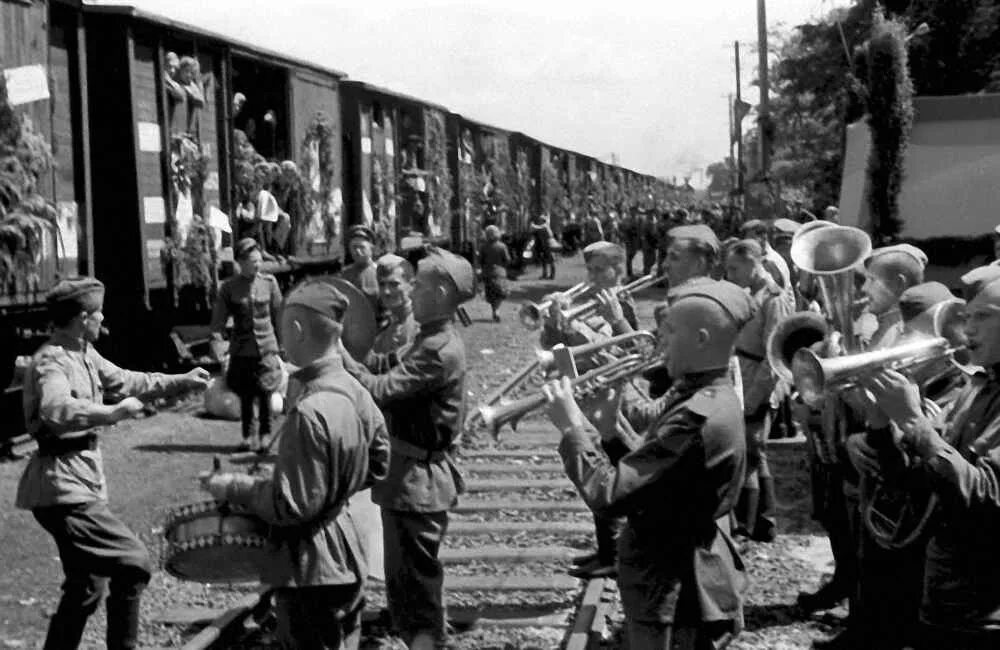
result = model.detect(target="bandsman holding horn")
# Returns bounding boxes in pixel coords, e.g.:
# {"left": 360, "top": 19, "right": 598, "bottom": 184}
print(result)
{"left": 544, "top": 279, "right": 754, "bottom": 650}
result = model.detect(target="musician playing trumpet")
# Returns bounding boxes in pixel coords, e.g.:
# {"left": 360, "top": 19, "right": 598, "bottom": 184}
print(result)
{"left": 544, "top": 279, "right": 755, "bottom": 650}
{"left": 538, "top": 241, "right": 639, "bottom": 579}
{"left": 860, "top": 264, "right": 1000, "bottom": 650}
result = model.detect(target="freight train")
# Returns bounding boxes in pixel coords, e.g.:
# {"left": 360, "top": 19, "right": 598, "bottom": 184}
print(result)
{"left": 0, "top": 0, "right": 667, "bottom": 440}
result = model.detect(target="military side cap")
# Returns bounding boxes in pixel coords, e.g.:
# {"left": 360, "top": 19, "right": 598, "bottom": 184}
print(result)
{"left": 376, "top": 253, "right": 412, "bottom": 278}
{"left": 421, "top": 247, "right": 475, "bottom": 304}
{"left": 347, "top": 224, "right": 375, "bottom": 242}
{"left": 234, "top": 237, "right": 259, "bottom": 259}
{"left": 670, "top": 279, "right": 756, "bottom": 328}
{"left": 772, "top": 218, "right": 801, "bottom": 236}
{"left": 667, "top": 224, "right": 720, "bottom": 255}
{"left": 46, "top": 277, "right": 105, "bottom": 313}
{"left": 582, "top": 241, "right": 625, "bottom": 265}
{"left": 727, "top": 238, "right": 764, "bottom": 259}
{"left": 285, "top": 281, "right": 349, "bottom": 320}
{"left": 866, "top": 244, "right": 928, "bottom": 269}
{"left": 961, "top": 265, "right": 1000, "bottom": 305}
{"left": 899, "top": 282, "right": 956, "bottom": 323}
{"left": 740, "top": 219, "right": 766, "bottom": 233}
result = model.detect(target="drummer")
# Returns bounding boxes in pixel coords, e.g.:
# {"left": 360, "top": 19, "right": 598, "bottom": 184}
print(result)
{"left": 17, "top": 277, "right": 209, "bottom": 650}
{"left": 203, "top": 281, "right": 390, "bottom": 649}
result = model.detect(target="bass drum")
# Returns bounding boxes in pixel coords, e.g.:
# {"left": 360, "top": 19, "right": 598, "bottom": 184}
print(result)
{"left": 310, "top": 277, "right": 377, "bottom": 360}
{"left": 161, "top": 500, "right": 270, "bottom": 583}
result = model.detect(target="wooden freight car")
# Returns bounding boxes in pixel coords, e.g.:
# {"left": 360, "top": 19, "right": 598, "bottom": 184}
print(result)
{"left": 340, "top": 81, "right": 454, "bottom": 259}
{"left": 81, "top": 3, "right": 348, "bottom": 367}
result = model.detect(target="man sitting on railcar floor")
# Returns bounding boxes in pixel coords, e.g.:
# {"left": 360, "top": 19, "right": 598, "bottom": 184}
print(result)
{"left": 203, "top": 281, "right": 390, "bottom": 650}
{"left": 16, "top": 277, "right": 209, "bottom": 650}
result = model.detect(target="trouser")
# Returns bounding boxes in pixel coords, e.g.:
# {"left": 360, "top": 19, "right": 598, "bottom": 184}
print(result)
{"left": 238, "top": 389, "right": 272, "bottom": 440}
{"left": 382, "top": 509, "right": 449, "bottom": 647}
{"left": 624, "top": 240, "right": 637, "bottom": 276}
{"left": 626, "top": 620, "right": 736, "bottom": 650}
{"left": 914, "top": 623, "right": 1000, "bottom": 650}
{"left": 33, "top": 501, "right": 152, "bottom": 650}
{"left": 811, "top": 463, "right": 857, "bottom": 597}
{"left": 735, "top": 414, "right": 776, "bottom": 538}
{"left": 853, "top": 476, "right": 926, "bottom": 650}
{"left": 594, "top": 438, "right": 628, "bottom": 563}
{"left": 642, "top": 246, "right": 657, "bottom": 275}
{"left": 273, "top": 584, "right": 364, "bottom": 650}
{"left": 228, "top": 355, "right": 278, "bottom": 440}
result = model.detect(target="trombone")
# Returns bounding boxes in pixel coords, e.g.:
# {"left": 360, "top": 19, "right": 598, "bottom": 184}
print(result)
{"left": 519, "top": 282, "right": 590, "bottom": 330}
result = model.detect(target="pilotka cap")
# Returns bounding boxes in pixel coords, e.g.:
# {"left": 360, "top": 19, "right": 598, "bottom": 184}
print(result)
{"left": 284, "top": 281, "right": 349, "bottom": 320}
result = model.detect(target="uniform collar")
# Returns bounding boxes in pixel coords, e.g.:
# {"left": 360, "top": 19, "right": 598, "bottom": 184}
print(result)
{"left": 676, "top": 366, "right": 729, "bottom": 390}
{"left": 291, "top": 354, "right": 345, "bottom": 384}
{"left": 418, "top": 318, "right": 453, "bottom": 336}
{"left": 50, "top": 329, "right": 88, "bottom": 352}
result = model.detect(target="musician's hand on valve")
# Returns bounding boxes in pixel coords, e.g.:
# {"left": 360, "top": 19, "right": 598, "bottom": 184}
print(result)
{"left": 543, "top": 376, "right": 585, "bottom": 433}
{"left": 863, "top": 369, "right": 924, "bottom": 426}
{"left": 580, "top": 383, "right": 622, "bottom": 441}
{"left": 846, "top": 433, "right": 882, "bottom": 476}
{"left": 596, "top": 289, "right": 624, "bottom": 324}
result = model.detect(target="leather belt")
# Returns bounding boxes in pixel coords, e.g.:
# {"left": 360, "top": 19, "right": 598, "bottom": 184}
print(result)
{"left": 37, "top": 434, "right": 98, "bottom": 456}
{"left": 736, "top": 348, "right": 765, "bottom": 363}
{"left": 391, "top": 437, "right": 449, "bottom": 463}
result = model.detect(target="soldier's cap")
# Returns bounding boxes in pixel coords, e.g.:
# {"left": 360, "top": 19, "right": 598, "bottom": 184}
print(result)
{"left": 582, "top": 241, "right": 625, "bottom": 266}
{"left": 347, "top": 224, "right": 375, "bottom": 243}
{"left": 865, "top": 244, "right": 928, "bottom": 270}
{"left": 419, "top": 247, "right": 475, "bottom": 304}
{"left": 667, "top": 224, "right": 720, "bottom": 255}
{"left": 772, "top": 218, "right": 802, "bottom": 236}
{"left": 668, "top": 279, "right": 756, "bottom": 329}
{"left": 376, "top": 253, "right": 413, "bottom": 279}
{"left": 740, "top": 219, "right": 767, "bottom": 233}
{"left": 899, "top": 282, "right": 957, "bottom": 323}
{"left": 666, "top": 276, "right": 715, "bottom": 305}
{"left": 284, "top": 281, "right": 349, "bottom": 321}
{"left": 46, "top": 277, "right": 105, "bottom": 314}
{"left": 726, "top": 238, "right": 764, "bottom": 260}
{"left": 234, "top": 237, "right": 259, "bottom": 260}
{"left": 961, "top": 265, "right": 1000, "bottom": 306}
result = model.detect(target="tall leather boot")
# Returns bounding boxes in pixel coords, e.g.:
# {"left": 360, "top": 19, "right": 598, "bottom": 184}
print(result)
{"left": 753, "top": 477, "right": 778, "bottom": 542}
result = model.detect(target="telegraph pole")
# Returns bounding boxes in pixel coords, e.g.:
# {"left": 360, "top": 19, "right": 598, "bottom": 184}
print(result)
{"left": 734, "top": 40, "right": 745, "bottom": 201}
{"left": 757, "top": 0, "right": 771, "bottom": 178}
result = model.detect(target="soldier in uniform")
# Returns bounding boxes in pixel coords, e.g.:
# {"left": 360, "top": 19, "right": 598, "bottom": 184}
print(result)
{"left": 620, "top": 208, "right": 640, "bottom": 279}
{"left": 538, "top": 241, "right": 639, "bottom": 579}
{"left": 341, "top": 225, "right": 380, "bottom": 312}
{"left": 543, "top": 279, "right": 755, "bottom": 649}
{"left": 210, "top": 238, "right": 284, "bottom": 452}
{"left": 640, "top": 209, "right": 659, "bottom": 276}
{"left": 341, "top": 247, "right": 474, "bottom": 650}
{"left": 364, "top": 253, "right": 420, "bottom": 373}
{"left": 202, "top": 282, "right": 391, "bottom": 649}
{"left": 16, "top": 277, "right": 209, "bottom": 650}
{"left": 741, "top": 219, "right": 791, "bottom": 290}
{"left": 860, "top": 264, "right": 1000, "bottom": 650}
{"left": 724, "top": 239, "right": 794, "bottom": 542}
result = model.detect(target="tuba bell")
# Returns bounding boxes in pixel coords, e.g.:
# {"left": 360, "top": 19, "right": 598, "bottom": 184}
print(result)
{"left": 766, "top": 311, "right": 829, "bottom": 385}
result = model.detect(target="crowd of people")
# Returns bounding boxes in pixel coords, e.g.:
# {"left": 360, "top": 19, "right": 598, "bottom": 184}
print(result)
{"left": 13, "top": 207, "right": 1000, "bottom": 650}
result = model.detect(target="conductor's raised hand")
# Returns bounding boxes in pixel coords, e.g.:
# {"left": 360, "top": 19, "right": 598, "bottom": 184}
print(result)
{"left": 543, "top": 376, "right": 585, "bottom": 433}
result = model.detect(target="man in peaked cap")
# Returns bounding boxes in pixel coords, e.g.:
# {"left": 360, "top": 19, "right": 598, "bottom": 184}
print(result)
{"left": 16, "top": 277, "right": 210, "bottom": 650}
{"left": 342, "top": 224, "right": 380, "bottom": 312}
{"left": 544, "top": 279, "right": 754, "bottom": 650}
{"left": 725, "top": 240, "right": 795, "bottom": 543}
{"left": 204, "top": 281, "right": 390, "bottom": 649}
{"left": 859, "top": 266, "right": 1000, "bottom": 649}
{"left": 211, "top": 237, "right": 284, "bottom": 452}
{"left": 341, "top": 246, "right": 473, "bottom": 648}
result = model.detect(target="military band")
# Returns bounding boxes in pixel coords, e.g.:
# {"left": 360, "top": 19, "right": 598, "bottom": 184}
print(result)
{"left": 19, "top": 212, "right": 1000, "bottom": 650}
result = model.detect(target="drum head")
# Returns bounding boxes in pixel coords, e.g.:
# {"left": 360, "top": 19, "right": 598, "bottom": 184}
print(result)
{"left": 316, "top": 277, "right": 377, "bottom": 360}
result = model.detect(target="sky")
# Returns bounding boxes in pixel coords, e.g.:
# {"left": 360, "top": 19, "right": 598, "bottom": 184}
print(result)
{"left": 89, "top": 0, "right": 851, "bottom": 184}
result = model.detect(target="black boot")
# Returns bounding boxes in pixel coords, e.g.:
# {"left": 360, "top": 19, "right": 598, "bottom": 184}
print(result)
{"left": 753, "top": 477, "right": 778, "bottom": 542}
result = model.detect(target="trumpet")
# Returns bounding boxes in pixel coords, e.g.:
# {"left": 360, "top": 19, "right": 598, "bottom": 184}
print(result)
{"left": 477, "top": 353, "right": 660, "bottom": 433}
{"left": 559, "top": 273, "right": 666, "bottom": 325}
{"left": 535, "top": 330, "right": 657, "bottom": 371}
{"left": 519, "top": 282, "right": 590, "bottom": 330}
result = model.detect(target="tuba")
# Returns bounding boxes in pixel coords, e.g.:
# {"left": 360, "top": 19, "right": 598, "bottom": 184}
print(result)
{"left": 766, "top": 311, "right": 829, "bottom": 385}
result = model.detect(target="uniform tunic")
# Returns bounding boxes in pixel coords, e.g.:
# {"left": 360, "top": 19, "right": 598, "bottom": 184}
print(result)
{"left": 210, "top": 272, "right": 282, "bottom": 359}
{"left": 364, "top": 307, "right": 419, "bottom": 374}
{"left": 220, "top": 356, "right": 391, "bottom": 588}
{"left": 560, "top": 369, "right": 747, "bottom": 630}
{"left": 16, "top": 332, "right": 187, "bottom": 509}
{"left": 735, "top": 276, "right": 794, "bottom": 417}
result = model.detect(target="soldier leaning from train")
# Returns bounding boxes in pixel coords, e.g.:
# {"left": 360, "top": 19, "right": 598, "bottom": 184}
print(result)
{"left": 808, "top": 245, "right": 927, "bottom": 650}
{"left": 544, "top": 278, "right": 755, "bottom": 650}
{"left": 341, "top": 225, "right": 381, "bottom": 313}
{"left": 364, "top": 253, "right": 420, "bottom": 373}
{"left": 340, "top": 247, "right": 473, "bottom": 650}
{"left": 16, "top": 278, "right": 209, "bottom": 650}
{"left": 724, "top": 239, "right": 794, "bottom": 543}
{"left": 539, "top": 241, "right": 639, "bottom": 579}
{"left": 203, "top": 282, "right": 391, "bottom": 649}
{"left": 856, "top": 263, "right": 1000, "bottom": 650}
{"left": 210, "top": 237, "right": 284, "bottom": 452}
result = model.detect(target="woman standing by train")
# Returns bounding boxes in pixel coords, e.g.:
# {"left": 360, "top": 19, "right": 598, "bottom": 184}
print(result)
{"left": 480, "top": 225, "right": 512, "bottom": 322}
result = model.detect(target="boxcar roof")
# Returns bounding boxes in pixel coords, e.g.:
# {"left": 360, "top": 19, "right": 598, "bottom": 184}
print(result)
{"left": 84, "top": 3, "right": 347, "bottom": 79}
{"left": 341, "top": 80, "right": 451, "bottom": 113}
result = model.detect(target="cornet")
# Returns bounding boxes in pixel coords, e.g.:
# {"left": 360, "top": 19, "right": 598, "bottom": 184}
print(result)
{"left": 519, "top": 282, "right": 590, "bottom": 330}
{"left": 535, "top": 331, "right": 657, "bottom": 370}
{"left": 559, "top": 273, "right": 666, "bottom": 325}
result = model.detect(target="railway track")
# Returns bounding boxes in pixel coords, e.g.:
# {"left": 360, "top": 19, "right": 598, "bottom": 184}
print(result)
{"left": 171, "top": 421, "right": 617, "bottom": 649}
